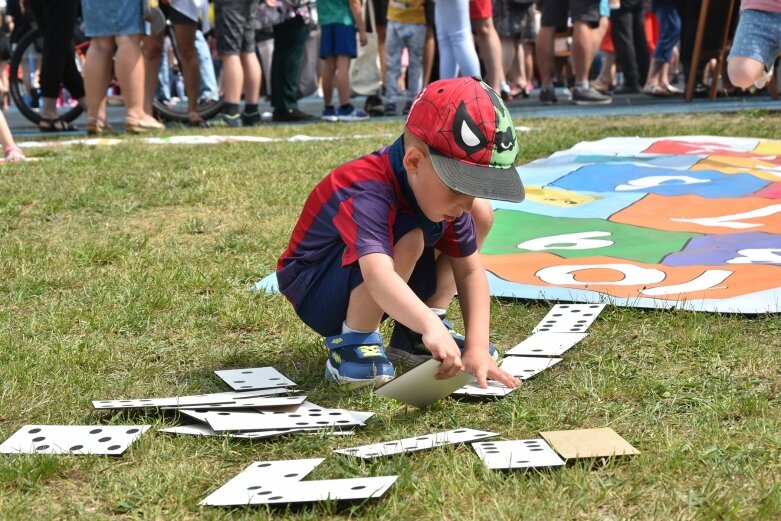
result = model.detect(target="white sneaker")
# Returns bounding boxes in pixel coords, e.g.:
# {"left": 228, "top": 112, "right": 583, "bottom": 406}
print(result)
{"left": 754, "top": 65, "right": 774, "bottom": 89}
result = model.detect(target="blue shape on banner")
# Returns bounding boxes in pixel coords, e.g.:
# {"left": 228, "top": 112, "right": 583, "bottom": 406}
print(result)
{"left": 552, "top": 164, "right": 769, "bottom": 198}
{"left": 663, "top": 232, "right": 781, "bottom": 267}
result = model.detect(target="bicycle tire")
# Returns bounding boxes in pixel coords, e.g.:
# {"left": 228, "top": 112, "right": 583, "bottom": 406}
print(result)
{"left": 9, "top": 28, "right": 84, "bottom": 125}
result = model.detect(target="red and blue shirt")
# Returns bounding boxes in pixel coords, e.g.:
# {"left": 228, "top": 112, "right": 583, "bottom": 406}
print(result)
{"left": 277, "top": 136, "right": 477, "bottom": 308}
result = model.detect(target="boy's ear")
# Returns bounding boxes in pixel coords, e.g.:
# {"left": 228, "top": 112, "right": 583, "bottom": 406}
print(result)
{"left": 402, "top": 144, "right": 425, "bottom": 175}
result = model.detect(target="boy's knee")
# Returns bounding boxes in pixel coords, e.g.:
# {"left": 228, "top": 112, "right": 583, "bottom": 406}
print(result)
{"left": 395, "top": 227, "right": 425, "bottom": 257}
{"left": 471, "top": 198, "right": 494, "bottom": 243}
{"left": 727, "top": 58, "right": 762, "bottom": 89}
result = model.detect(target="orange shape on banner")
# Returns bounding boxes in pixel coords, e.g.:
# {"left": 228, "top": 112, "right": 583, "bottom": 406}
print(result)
{"left": 645, "top": 140, "right": 777, "bottom": 159}
{"left": 690, "top": 155, "right": 781, "bottom": 182}
{"left": 609, "top": 194, "right": 781, "bottom": 234}
{"left": 481, "top": 252, "right": 781, "bottom": 300}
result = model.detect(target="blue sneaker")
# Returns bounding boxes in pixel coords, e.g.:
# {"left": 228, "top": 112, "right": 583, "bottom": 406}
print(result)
{"left": 321, "top": 106, "right": 339, "bottom": 122}
{"left": 221, "top": 113, "right": 242, "bottom": 127}
{"left": 337, "top": 104, "right": 370, "bottom": 122}
{"left": 386, "top": 315, "right": 498, "bottom": 367}
{"left": 324, "top": 331, "right": 396, "bottom": 388}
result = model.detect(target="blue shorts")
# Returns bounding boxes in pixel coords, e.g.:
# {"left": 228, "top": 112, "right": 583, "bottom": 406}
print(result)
{"left": 728, "top": 9, "right": 781, "bottom": 69}
{"left": 319, "top": 23, "right": 358, "bottom": 59}
{"left": 293, "top": 214, "right": 437, "bottom": 337}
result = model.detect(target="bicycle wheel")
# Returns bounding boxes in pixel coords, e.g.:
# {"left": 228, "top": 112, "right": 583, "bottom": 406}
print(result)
{"left": 152, "top": 21, "right": 223, "bottom": 123}
{"left": 9, "top": 28, "right": 84, "bottom": 125}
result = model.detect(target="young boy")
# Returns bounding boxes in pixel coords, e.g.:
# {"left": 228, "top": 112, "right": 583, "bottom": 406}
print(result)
{"left": 319, "top": 0, "right": 370, "bottom": 121}
{"left": 277, "top": 77, "right": 524, "bottom": 389}
{"left": 727, "top": 1, "right": 781, "bottom": 91}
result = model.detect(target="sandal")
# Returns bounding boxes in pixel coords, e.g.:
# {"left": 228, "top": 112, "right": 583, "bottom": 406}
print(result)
{"left": 642, "top": 85, "right": 670, "bottom": 97}
{"left": 39, "top": 117, "right": 79, "bottom": 132}
{"left": 86, "top": 117, "right": 116, "bottom": 136}
{"left": 125, "top": 116, "right": 165, "bottom": 134}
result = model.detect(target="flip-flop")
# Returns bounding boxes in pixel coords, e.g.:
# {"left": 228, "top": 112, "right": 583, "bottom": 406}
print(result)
{"left": 642, "top": 85, "right": 670, "bottom": 97}
{"left": 39, "top": 118, "right": 79, "bottom": 132}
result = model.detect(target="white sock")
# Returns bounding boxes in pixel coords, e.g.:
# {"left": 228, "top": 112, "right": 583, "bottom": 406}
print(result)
{"left": 342, "top": 321, "right": 376, "bottom": 334}
{"left": 430, "top": 307, "right": 447, "bottom": 318}
{"left": 579, "top": 81, "right": 590, "bottom": 90}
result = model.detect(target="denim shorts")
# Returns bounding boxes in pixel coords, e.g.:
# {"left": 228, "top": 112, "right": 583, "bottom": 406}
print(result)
{"left": 81, "top": 0, "right": 145, "bottom": 37}
{"left": 728, "top": 9, "right": 781, "bottom": 69}
{"left": 319, "top": 23, "right": 358, "bottom": 59}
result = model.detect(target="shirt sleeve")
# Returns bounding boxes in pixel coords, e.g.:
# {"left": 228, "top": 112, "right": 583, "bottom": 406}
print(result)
{"left": 435, "top": 212, "right": 477, "bottom": 258}
{"left": 333, "top": 185, "right": 396, "bottom": 266}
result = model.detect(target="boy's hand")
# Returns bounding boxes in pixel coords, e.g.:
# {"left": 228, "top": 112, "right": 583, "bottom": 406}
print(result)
{"left": 359, "top": 31, "right": 368, "bottom": 47}
{"left": 461, "top": 349, "right": 521, "bottom": 389}
{"left": 422, "top": 329, "right": 463, "bottom": 380}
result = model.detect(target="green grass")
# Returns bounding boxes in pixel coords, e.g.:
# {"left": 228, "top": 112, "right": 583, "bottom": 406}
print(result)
{"left": 1, "top": 112, "right": 780, "bottom": 520}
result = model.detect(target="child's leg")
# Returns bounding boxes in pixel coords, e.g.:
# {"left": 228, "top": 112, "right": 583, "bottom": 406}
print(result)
{"left": 344, "top": 228, "right": 424, "bottom": 332}
{"left": 384, "top": 21, "right": 404, "bottom": 107}
{"left": 0, "top": 110, "right": 24, "bottom": 161}
{"left": 403, "top": 24, "right": 427, "bottom": 98}
{"left": 322, "top": 56, "right": 337, "bottom": 107}
{"left": 727, "top": 9, "right": 780, "bottom": 89}
{"left": 335, "top": 55, "right": 352, "bottom": 107}
{"left": 727, "top": 56, "right": 766, "bottom": 89}
{"left": 426, "top": 198, "right": 493, "bottom": 310}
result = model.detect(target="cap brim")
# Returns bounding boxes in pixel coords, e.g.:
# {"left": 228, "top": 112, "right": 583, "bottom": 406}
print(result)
{"left": 429, "top": 148, "right": 525, "bottom": 203}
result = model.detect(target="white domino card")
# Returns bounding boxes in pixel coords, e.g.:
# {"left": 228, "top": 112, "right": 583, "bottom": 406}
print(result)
{"left": 532, "top": 304, "right": 606, "bottom": 334}
{"left": 92, "top": 389, "right": 296, "bottom": 410}
{"left": 0, "top": 425, "right": 150, "bottom": 455}
{"left": 505, "top": 332, "right": 588, "bottom": 357}
{"left": 374, "top": 359, "right": 475, "bottom": 408}
{"left": 159, "top": 423, "right": 356, "bottom": 439}
{"left": 201, "top": 459, "right": 397, "bottom": 506}
{"left": 215, "top": 367, "right": 296, "bottom": 390}
{"left": 204, "top": 409, "right": 364, "bottom": 432}
{"left": 452, "top": 380, "right": 516, "bottom": 397}
{"left": 472, "top": 439, "right": 565, "bottom": 470}
{"left": 499, "top": 356, "right": 563, "bottom": 380}
{"left": 334, "top": 428, "right": 498, "bottom": 459}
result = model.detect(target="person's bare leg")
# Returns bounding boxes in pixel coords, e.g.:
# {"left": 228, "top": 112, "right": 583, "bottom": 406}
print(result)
{"left": 727, "top": 56, "right": 765, "bottom": 89}
{"left": 142, "top": 33, "right": 163, "bottom": 117}
{"left": 115, "top": 34, "right": 156, "bottom": 123}
{"left": 82, "top": 36, "right": 114, "bottom": 124}
{"left": 426, "top": 198, "right": 493, "bottom": 310}
{"left": 423, "top": 24, "right": 435, "bottom": 85}
{"left": 522, "top": 42, "right": 534, "bottom": 90}
{"left": 377, "top": 25, "right": 387, "bottom": 90}
{"left": 536, "top": 25, "right": 556, "bottom": 88}
{"left": 345, "top": 228, "right": 425, "bottom": 332}
{"left": 335, "top": 55, "right": 352, "bottom": 106}
{"left": 173, "top": 24, "right": 203, "bottom": 121}
{"left": 472, "top": 17, "right": 505, "bottom": 91}
{"left": 221, "top": 54, "right": 243, "bottom": 104}
{"left": 239, "top": 50, "right": 260, "bottom": 105}
{"left": 593, "top": 51, "right": 615, "bottom": 91}
{"left": 571, "top": 20, "right": 596, "bottom": 86}
{"left": 321, "top": 56, "right": 336, "bottom": 107}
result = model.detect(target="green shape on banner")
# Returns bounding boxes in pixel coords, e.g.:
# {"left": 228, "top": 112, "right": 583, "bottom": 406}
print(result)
{"left": 482, "top": 209, "right": 701, "bottom": 263}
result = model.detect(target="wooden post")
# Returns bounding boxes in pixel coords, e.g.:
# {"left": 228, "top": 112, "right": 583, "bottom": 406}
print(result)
{"left": 686, "top": 0, "right": 711, "bottom": 102}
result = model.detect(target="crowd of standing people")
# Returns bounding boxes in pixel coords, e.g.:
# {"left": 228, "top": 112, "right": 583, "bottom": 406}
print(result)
{"left": 0, "top": 0, "right": 777, "bottom": 136}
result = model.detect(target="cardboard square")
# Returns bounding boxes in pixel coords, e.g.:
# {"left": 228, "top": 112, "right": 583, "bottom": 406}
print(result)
{"left": 374, "top": 359, "right": 475, "bottom": 408}
{"left": 214, "top": 367, "right": 296, "bottom": 391}
{"left": 0, "top": 425, "right": 150, "bottom": 455}
{"left": 451, "top": 379, "right": 515, "bottom": 397}
{"left": 334, "top": 428, "right": 498, "bottom": 459}
{"left": 499, "top": 356, "right": 563, "bottom": 380}
{"left": 539, "top": 427, "right": 639, "bottom": 459}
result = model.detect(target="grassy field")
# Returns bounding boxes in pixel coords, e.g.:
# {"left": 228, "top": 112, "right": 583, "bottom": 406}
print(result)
{"left": 1, "top": 112, "right": 780, "bottom": 520}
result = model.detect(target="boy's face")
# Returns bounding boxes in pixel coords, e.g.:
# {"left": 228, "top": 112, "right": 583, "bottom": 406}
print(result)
{"left": 407, "top": 145, "right": 476, "bottom": 223}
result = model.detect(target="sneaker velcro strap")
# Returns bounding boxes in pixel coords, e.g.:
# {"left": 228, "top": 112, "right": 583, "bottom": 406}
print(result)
{"left": 325, "top": 331, "right": 383, "bottom": 351}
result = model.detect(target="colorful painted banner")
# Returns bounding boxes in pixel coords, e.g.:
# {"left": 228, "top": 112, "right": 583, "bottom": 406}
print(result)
{"left": 485, "top": 136, "right": 781, "bottom": 313}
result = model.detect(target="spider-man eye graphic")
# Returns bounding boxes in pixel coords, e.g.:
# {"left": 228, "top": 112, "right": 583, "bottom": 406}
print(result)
{"left": 453, "top": 101, "right": 488, "bottom": 156}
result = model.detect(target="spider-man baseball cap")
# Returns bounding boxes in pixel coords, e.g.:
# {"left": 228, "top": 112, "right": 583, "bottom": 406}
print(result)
{"left": 405, "top": 77, "right": 524, "bottom": 203}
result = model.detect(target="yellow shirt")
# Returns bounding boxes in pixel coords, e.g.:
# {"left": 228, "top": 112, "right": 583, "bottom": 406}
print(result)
{"left": 386, "top": 0, "right": 426, "bottom": 24}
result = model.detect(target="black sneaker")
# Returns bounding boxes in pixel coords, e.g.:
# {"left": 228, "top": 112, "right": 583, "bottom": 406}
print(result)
{"left": 364, "top": 94, "right": 385, "bottom": 116}
{"left": 272, "top": 108, "right": 315, "bottom": 122}
{"left": 401, "top": 100, "right": 413, "bottom": 115}
{"left": 385, "top": 315, "right": 498, "bottom": 367}
{"left": 571, "top": 86, "right": 612, "bottom": 105}
{"left": 539, "top": 88, "right": 558, "bottom": 105}
{"left": 221, "top": 112, "right": 242, "bottom": 127}
{"left": 384, "top": 103, "right": 397, "bottom": 116}
{"left": 241, "top": 111, "right": 262, "bottom": 126}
